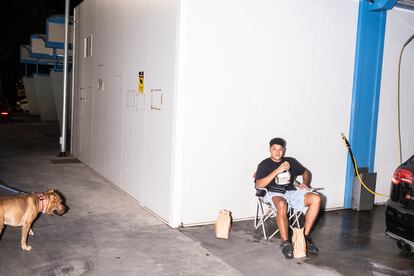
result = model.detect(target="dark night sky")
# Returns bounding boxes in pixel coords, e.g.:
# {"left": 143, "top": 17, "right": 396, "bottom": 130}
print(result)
{"left": 0, "top": 0, "right": 83, "bottom": 103}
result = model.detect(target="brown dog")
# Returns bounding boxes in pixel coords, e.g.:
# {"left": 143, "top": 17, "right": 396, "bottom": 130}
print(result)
{"left": 0, "top": 189, "right": 66, "bottom": 251}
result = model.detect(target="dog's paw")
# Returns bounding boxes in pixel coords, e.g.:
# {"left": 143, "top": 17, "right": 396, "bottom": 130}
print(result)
{"left": 21, "top": 244, "right": 32, "bottom": 251}
{"left": 29, "top": 229, "right": 34, "bottom": 236}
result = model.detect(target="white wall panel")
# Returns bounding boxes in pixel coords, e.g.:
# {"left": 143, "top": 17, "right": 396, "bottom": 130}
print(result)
{"left": 103, "top": 0, "right": 124, "bottom": 187}
{"left": 376, "top": 7, "right": 414, "bottom": 203}
{"left": 71, "top": 7, "right": 80, "bottom": 157}
{"left": 72, "top": 7, "right": 83, "bottom": 158}
{"left": 122, "top": 0, "right": 179, "bottom": 221}
{"left": 74, "top": 0, "right": 179, "bottom": 223}
{"left": 75, "top": 0, "right": 95, "bottom": 165}
{"left": 179, "top": 0, "right": 358, "bottom": 224}
{"left": 33, "top": 75, "right": 58, "bottom": 122}
{"left": 51, "top": 71, "right": 72, "bottom": 133}
{"left": 90, "top": 0, "right": 107, "bottom": 176}
{"left": 74, "top": 0, "right": 359, "bottom": 226}
{"left": 23, "top": 77, "right": 40, "bottom": 115}
{"left": 121, "top": 0, "right": 142, "bottom": 201}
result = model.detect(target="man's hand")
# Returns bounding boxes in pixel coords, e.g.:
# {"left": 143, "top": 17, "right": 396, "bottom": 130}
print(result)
{"left": 277, "top": 161, "right": 290, "bottom": 174}
{"left": 256, "top": 161, "right": 290, "bottom": 189}
{"left": 297, "top": 182, "right": 309, "bottom": 190}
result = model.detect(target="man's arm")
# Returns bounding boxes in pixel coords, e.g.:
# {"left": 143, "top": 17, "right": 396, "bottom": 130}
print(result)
{"left": 255, "top": 161, "right": 290, "bottom": 188}
{"left": 255, "top": 169, "right": 278, "bottom": 188}
{"left": 298, "top": 169, "right": 312, "bottom": 189}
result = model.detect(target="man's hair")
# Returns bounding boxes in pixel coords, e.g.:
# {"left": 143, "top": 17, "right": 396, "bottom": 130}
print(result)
{"left": 269, "top": 137, "right": 286, "bottom": 148}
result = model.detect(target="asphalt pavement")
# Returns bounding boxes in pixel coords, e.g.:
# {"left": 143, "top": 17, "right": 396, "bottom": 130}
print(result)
{"left": 0, "top": 114, "right": 413, "bottom": 276}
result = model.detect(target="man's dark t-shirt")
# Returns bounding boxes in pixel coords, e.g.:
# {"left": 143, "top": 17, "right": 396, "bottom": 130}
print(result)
{"left": 255, "top": 157, "right": 306, "bottom": 194}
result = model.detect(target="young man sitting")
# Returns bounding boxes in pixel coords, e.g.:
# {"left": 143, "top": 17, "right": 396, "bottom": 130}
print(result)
{"left": 255, "top": 137, "right": 321, "bottom": 259}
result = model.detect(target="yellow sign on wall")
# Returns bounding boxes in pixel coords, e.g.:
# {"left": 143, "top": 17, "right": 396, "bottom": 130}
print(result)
{"left": 138, "top": 71, "right": 144, "bottom": 94}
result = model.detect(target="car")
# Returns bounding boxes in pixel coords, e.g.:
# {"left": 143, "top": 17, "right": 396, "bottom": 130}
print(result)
{"left": 385, "top": 155, "right": 414, "bottom": 252}
{"left": 16, "top": 98, "right": 29, "bottom": 113}
{"left": 0, "top": 100, "right": 11, "bottom": 120}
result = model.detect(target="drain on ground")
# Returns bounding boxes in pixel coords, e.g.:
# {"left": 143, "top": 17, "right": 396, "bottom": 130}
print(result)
{"left": 40, "top": 258, "right": 93, "bottom": 276}
{"left": 50, "top": 159, "right": 81, "bottom": 164}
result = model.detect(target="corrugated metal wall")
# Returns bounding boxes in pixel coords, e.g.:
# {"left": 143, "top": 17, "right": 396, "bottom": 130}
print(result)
{"left": 74, "top": 0, "right": 178, "bottom": 223}
{"left": 73, "top": 0, "right": 94, "bottom": 166}
{"left": 34, "top": 75, "right": 58, "bottom": 122}
{"left": 375, "top": 6, "right": 414, "bottom": 203}
{"left": 73, "top": 0, "right": 367, "bottom": 226}
{"left": 119, "top": 0, "right": 179, "bottom": 221}
{"left": 23, "top": 77, "right": 40, "bottom": 115}
{"left": 178, "top": 0, "right": 359, "bottom": 224}
{"left": 51, "top": 71, "right": 72, "bottom": 132}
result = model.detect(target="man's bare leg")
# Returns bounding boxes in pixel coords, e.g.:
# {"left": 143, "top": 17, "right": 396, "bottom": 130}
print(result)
{"left": 303, "top": 192, "right": 321, "bottom": 235}
{"left": 303, "top": 192, "right": 321, "bottom": 255}
{"left": 272, "top": 196, "right": 288, "bottom": 240}
{"left": 272, "top": 196, "right": 293, "bottom": 258}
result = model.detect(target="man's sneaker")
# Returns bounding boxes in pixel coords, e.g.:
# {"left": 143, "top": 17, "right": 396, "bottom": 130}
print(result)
{"left": 305, "top": 235, "right": 319, "bottom": 256}
{"left": 280, "top": 240, "right": 294, "bottom": 259}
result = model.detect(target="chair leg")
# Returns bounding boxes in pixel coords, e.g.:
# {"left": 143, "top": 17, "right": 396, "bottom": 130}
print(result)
{"left": 267, "top": 224, "right": 280, "bottom": 240}
{"left": 254, "top": 201, "right": 304, "bottom": 241}
{"left": 293, "top": 211, "right": 302, "bottom": 228}
{"left": 259, "top": 200, "right": 267, "bottom": 240}
{"left": 254, "top": 202, "right": 259, "bottom": 228}
{"left": 255, "top": 200, "right": 265, "bottom": 229}
{"left": 288, "top": 210, "right": 302, "bottom": 230}
{"left": 254, "top": 199, "right": 273, "bottom": 240}
{"left": 262, "top": 205, "right": 278, "bottom": 241}
{"left": 253, "top": 198, "right": 281, "bottom": 241}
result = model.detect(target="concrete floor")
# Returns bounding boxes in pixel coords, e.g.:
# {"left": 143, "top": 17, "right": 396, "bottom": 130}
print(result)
{"left": 0, "top": 114, "right": 413, "bottom": 276}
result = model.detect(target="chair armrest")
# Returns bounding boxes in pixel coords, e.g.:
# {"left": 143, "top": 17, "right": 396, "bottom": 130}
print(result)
{"left": 293, "top": 179, "right": 324, "bottom": 192}
{"left": 255, "top": 187, "right": 267, "bottom": 197}
{"left": 306, "top": 187, "right": 324, "bottom": 192}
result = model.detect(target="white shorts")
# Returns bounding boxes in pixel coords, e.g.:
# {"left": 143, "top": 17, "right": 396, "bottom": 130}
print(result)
{"left": 264, "top": 189, "right": 311, "bottom": 213}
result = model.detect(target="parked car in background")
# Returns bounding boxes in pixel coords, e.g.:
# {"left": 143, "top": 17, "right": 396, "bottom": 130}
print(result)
{"left": 16, "top": 98, "right": 29, "bottom": 113}
{"left": 386, "top": 155, "right": 414, "bottom": 252}
{"left": 0, "top": 99, "right": 11, "bottom": 120}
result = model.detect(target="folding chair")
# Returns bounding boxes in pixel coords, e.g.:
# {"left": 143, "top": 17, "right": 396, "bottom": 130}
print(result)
{"left": 253, "top": 187, "right": 303, "bottom": 241}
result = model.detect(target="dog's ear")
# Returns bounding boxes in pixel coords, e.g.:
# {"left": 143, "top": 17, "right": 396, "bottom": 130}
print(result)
{"left": 47, "top": 189, "right": 54, "bottom": 193}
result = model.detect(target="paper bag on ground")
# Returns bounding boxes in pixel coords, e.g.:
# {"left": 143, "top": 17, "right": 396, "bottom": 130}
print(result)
{"left": 292, "top": 227, "right": 307, "bottom": 258}
{"left": 214, "top": 209, "right": 232, "bottom": 239}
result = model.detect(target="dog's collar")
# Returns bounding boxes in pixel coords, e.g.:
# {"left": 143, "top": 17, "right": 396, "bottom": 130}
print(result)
{"left": 37, "top": 193, "right": 47, "bottom": 213}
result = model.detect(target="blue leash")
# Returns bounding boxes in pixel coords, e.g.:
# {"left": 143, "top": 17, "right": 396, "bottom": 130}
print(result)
{"left": 0, "top": 183, "right": 25, "bottom": 194}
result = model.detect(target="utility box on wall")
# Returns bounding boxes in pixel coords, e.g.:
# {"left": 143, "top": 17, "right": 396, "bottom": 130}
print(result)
{"left": 352, "top": 171, "right": 377, "bottom": 211}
